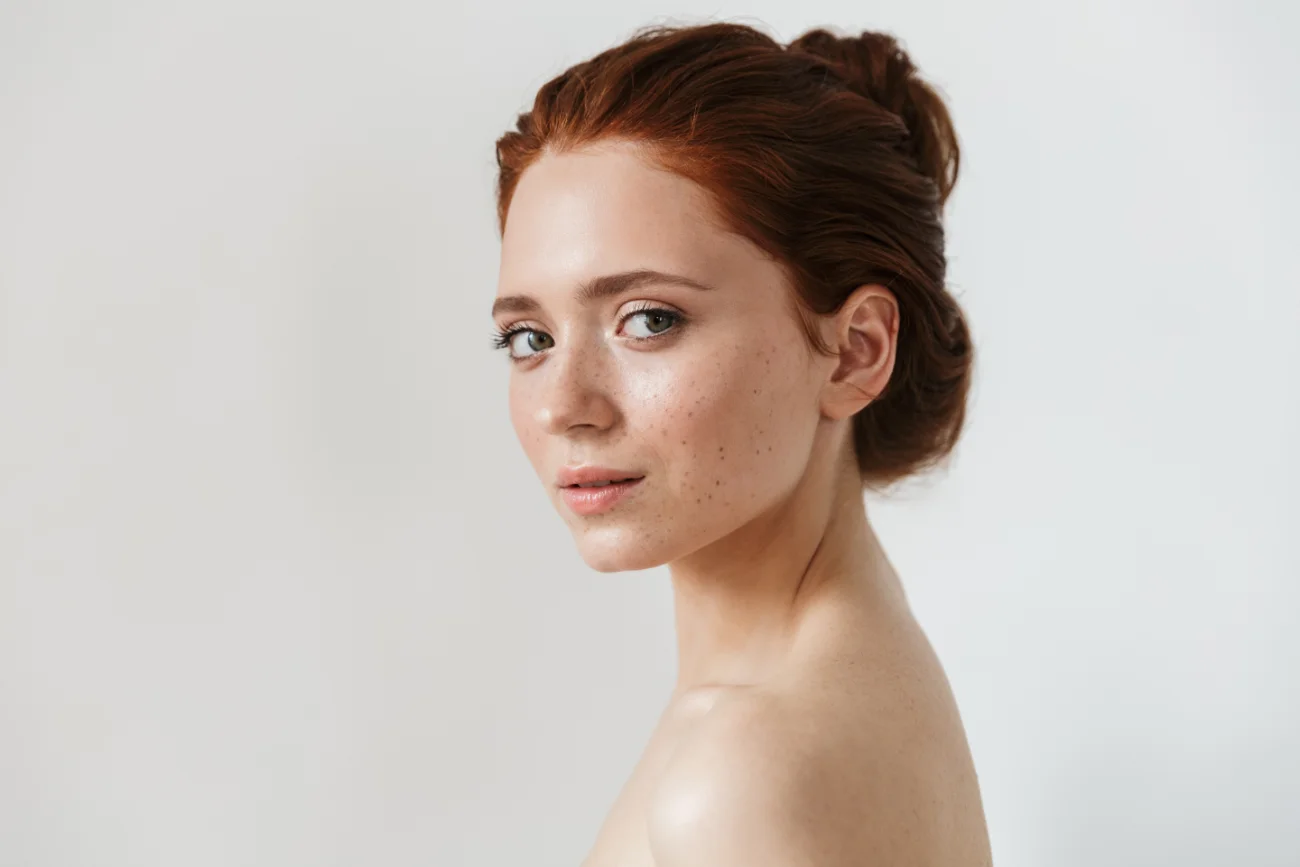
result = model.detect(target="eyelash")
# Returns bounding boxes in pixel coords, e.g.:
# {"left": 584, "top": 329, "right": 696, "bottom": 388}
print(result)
{"left": 489, "top": 304, "right": 684, "bottom": 361}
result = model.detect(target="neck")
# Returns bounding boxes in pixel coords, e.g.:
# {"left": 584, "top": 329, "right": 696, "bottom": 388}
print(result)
{"left": 665, "top": 436, "right": 907, "bottom": 697}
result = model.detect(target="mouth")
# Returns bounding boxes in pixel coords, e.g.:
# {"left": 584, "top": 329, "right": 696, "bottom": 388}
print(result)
{"left": 558, "top": 475, "right": 645, "bottom": 516}
{"left": 563, "top": 475, "right": 644, "bottom": 489}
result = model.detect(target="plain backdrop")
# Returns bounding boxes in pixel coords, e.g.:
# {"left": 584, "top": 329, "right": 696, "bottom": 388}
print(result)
{"left": 1, "top": 1, "right": 1297, "bottom": 865}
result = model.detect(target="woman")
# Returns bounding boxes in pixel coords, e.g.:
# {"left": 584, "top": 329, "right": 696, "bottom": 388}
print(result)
{"left": 489, "top": 20, "right": 993, "bottom": 866}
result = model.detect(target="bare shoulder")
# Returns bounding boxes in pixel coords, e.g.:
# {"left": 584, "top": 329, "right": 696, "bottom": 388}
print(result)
{"left": 646, "top": 624, "right": 992, "bottom": 866}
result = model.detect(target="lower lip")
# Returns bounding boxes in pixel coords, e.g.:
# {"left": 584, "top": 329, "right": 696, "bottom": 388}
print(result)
{"left": 560, "top": 477, "right": 645, "bottom": 516}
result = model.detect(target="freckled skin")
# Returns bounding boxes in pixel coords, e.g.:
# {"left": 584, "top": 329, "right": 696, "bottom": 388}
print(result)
{"left": 495, "top": 140, "right": 827, "bottom": 573}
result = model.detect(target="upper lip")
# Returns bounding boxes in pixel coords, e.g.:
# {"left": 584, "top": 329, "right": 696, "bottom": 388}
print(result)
{"left": 556, "top": 465, "right": 645, "bottom": 488}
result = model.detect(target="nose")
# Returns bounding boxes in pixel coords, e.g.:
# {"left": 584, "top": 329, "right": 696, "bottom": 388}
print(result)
{"left": 533, "top": 334, "right": 618, "bottom": 436}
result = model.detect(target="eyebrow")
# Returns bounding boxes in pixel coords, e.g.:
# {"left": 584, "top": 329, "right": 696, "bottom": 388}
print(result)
{"left": 491, "top": 268, "right": 717, "bottom": 318}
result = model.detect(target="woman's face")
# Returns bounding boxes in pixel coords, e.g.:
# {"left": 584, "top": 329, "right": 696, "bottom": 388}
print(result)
{"left": 493, "top": 139, "right": 837, "bottom": 572}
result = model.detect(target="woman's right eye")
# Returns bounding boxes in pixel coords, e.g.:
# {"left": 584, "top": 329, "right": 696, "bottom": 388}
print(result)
{"left": 493, "top": 327, "right": 555, "bottom": 360}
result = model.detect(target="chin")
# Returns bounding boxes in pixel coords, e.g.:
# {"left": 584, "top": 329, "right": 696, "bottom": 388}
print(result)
{"left": 572, "top": 526, "right": 674, "bottom": 573}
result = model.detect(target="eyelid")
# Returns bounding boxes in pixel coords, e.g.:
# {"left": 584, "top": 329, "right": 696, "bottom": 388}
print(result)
{"left": 496, "top": 316, "right": 542, "bottom": 333}
{"left": 501, "top": 303, "right": 680, "bottom": 334}
{"left": 619, "top": 299, "right": 683, "bottom": 321}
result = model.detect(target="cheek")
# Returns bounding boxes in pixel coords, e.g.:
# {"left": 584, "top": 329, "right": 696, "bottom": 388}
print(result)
{"left": 648, "top": 341, "right": 815, "bottom": 513}
{"left": 507, "top": 382, "right": 545, "bottom": 469}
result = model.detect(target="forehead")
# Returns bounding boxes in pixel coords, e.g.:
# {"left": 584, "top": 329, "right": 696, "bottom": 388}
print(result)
{"left": 497, "top": 141, "right": 736, "bottom": 296}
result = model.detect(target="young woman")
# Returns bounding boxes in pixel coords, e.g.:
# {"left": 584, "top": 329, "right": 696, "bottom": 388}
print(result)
{"left": 489, "top": 20, "right": 993, "bottom": 866}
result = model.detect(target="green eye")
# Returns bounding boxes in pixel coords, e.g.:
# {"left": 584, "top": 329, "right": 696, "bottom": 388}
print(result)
{"left": 623, "top": 309, "right": 680, "bottom": 338}
{"left": 490, "top": 326, "right": 553, "bottom": 359}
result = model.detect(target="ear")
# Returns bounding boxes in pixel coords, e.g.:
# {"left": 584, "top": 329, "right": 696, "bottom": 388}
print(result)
{"left": 820, "top": 283, "right": 899, "bottom": 421}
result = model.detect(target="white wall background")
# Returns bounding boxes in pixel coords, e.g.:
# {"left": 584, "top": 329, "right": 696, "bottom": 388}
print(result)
{"left": 1, "top": 1, "right": 1296, "bottom": 865}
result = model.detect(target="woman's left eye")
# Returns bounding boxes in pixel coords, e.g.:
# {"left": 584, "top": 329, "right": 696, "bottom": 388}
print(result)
{"left": 622, "top": 308, "right": 680, "bottom": 338}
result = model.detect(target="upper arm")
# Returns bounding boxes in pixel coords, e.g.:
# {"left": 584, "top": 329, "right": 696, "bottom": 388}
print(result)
{"left": 647, "top": 753, "right": 824, "bottom": 867}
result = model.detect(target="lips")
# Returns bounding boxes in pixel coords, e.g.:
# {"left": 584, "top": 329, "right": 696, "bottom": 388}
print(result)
{"left": 555, "top": 465, "right": 645, "bottom": 489}
{"left": 567, "top": 475, "right": 641, "bottom": 488}
{"left": 559, "top": 476, "right": 644, "bottom": 516}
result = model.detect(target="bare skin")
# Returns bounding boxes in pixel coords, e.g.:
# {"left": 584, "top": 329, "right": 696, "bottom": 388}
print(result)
{"left": 493, "top": 138, "right": 993, "bottom": 865}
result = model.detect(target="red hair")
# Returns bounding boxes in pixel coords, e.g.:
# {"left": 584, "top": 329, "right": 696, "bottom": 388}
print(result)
{"left": 494, "top": 21, "right": 971, "bottom": 489}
